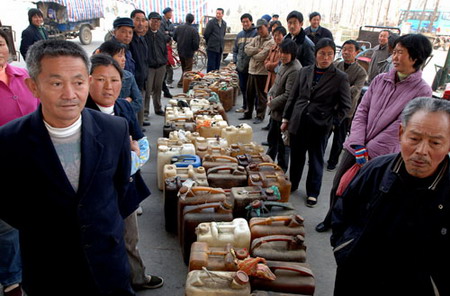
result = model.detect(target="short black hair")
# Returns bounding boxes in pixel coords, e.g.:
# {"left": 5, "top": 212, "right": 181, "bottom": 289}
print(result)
{"left": 186, "top": 13, "right": 195, "bottom": 24}
{"left": 342, "top": 39, "right": 360, "bottom": 52}
{"left": 273, "top": 26, "right": 287, "bottom": 36}
{"left": 272, "top": 14, "right": 279, "bottom": 18}
{"left": 315, "top": 37, "right": 336, "bottom": 56}
{"left": 240, "top": 13, "right": 253, "bottom": 22}
{"left": 0, "top": 29, "right": 10, "bottom": 48}
{"left": 90, "top": 53, "right": 123, "bottom": 79}
{"left": 98, "top": 40, "right": 126, "bottom": 57}
{"left": 217, "top": 8, "right": 224, "bottom": 14}
{"left": 287, "top": 10, "right": 303, "bottom": 23}
{"left": 270, "top": 20, "right": 282, "bottom": 29}
{"left": 28, "top": 8, "right": 43, "bottom": 24}
{"left": 280, "top": 38, "right": 298, "bottom": 60}
{"left": 130, "top": 9, "right": 146, "bottom": 19}
{"left": 309, "top": 11, "right": 321, "bottom": 21}
{"left": 394, "top": 33, "right": 432, "bottom": 70}
{"left": 388, "top": 33, "right": 399, "bottom": 49}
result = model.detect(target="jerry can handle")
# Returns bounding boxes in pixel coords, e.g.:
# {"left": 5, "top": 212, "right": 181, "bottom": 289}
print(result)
{"left": 204, "top": 155, "right": 237, "bottom": 163}
{"left": 190, "top": 187, "right": 225, "bottom": 194}
{"left": 250, "top": 234, "right": 305, "bottom": 253}
{"left": 257, "top": 163, "right": 281, "bottom": 170}
{"left": 183, "top": 202, "right": 221, "bottom": 214}
{"left": 263, "top": 201, "right": 295, "bottom": 211}
{"left": 249, "top": 215, "right": 304, "bottom": 228}
{"left": 267, "top": 261, "right": 314, "bottom": 278}
{"left": 207, "top": 165, "right": 236, "bottom": 174}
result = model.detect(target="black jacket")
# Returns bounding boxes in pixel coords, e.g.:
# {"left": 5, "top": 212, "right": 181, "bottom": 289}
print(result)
{"left": 145, "top": 30, "right": 168, "bottom": 68}
{"left": 203, "top": 18, "right": 227, "bottom": 53}
{"left": 20, "top": 24, "right": 48, "bottom": 60}
{"left": 282, "top": 64, "right": 351, "bottom": 135}
{"left": 285, "top": 29, "right": 315, "bottom": 67}
{"left": 331, "top": 153, "right": 450, "bottom": 296}
{"left": 173, "top": 23, "right": 200, "bottom": 58}
{"left": 304, "top": 26, "right": 334, "bottom": 45}
{"left": 129, "top": 34, "right": 149, "bottom": 89}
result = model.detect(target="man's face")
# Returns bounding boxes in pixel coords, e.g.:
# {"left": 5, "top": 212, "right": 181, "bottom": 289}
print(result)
{"left": 25, "top": 56, "right": 89, "bottom": 128}
{"left": 257, "top": 25, "right": 269, "bottom": 38}
{"left": 216, "top": 10, "right": 223, "bottom": 21}
{"left": 149, "top": 18, "right": 161, "bottom": 31}
{"left": 31, "top": 14, "right": 44, "bottom": 27}
{"left": 287, "top": 18, "right": 302, "bottom": 36}
{"left": 114, "top": 26, "right": 133, "bottom": 44}
{"left": 241, "top": 17, "right": 252, "bottom": 31}
{"left": 342, "top": 43, "right": 358, "bottom": 64}
{"left": 133, "top": 13, "right": 148, "bottom": 36}
{"left": 89, "top": 65, "right": 122, "bottom": 107}
{"left": 310, "top": 15, "right": 321, "bottom": 29}
{"left": 400, "top": 110, "right": 450, "bottom": 178}
{"left": 272, "top": 16, "right": 279, "bottom": 21}
{"left": 316, "top": 46, "right": 335, "bottom": 69}
{"left": 165, "top": 11, "right": 173, "bottom": 19}
{"left": 378, "top": 31, "right": 389, "bottom": 46}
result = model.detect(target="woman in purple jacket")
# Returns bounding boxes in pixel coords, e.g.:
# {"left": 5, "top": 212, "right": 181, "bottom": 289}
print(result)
{"left": 316, "top": 34, "right": 433, "bottom": 232}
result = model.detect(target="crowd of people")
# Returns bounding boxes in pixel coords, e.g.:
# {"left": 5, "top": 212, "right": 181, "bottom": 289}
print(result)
{"left": 0, "top": 6, "right": 449, "bottom": 296}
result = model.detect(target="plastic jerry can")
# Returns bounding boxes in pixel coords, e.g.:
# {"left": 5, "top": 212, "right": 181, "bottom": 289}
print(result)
{"left": 245, "top": 201, "right": 297, "bottom": 220}
{"left": 163, "top": 122, "right": 197, "bottom": 138}
{"left": 199, "top": 121, "right": 229, "bottom": 138}
{"left": 250, "top": 234, "right": 307, "bottom": 263}
{"left": 195, "top": 218, "right": 251, "bottom": 249}
{"left": 248, "top": 172, "right": 291, "bottom": 202}
{"left": 250, "top": 261, "right": 315, "bottom": 295}
{"left": 165, "top": 107, "right": 194, "bottom": 123}
{"left": 157, "top": 137, "right": 182, "bottom": 148}
{"left": 246, "top": 162, "right": 284, "bottom": 174}
{"left": 207, "top": 166, "right": 248, "bottom": 189}
{"left": 237, "top": 154, "right": 274, "bottom": 167}
{"left": 202, "top": 155, "right": 238, "bottom": 172}
{"left": 171, "top": 155, "right": 201, "bottom": 168}
{"left": 164, "top": 176, "right": 183, "bottom": 233}
{"left": 190, "top": 98, "right": 210, "bottom": 112}
{"left": 217, "top": 85, "right": 234, "bottom": 112}
{"left": 221, "top": 124, "right": 253, "bottom": 145}
{"left": 168, "top": 130, "right": 200, "bottom": 144}
{"left": 249, "top": 215, "right": 306, "bottom": 241}
{"left": 163, "top": 165, "right": 208, "bottom": 187}
{"left": 185, "top": 270, "right": 251, "bottom": 296}
{"left": 251, "top": 291, "right": 311, "bottom": 296}
{"left": 228, "top": 143, "right": 265, "bottom": 157}
{"left": 188, "top": 242, "right": 249, "bottom": 272}
{"left": 231, "top": 186, "right": 279, "bottom": 218}
{"left": 157, "top": 144, "right": 196, "bottom": 190}
{"left": 181, "top": 201, "right": 234, "bottom": 264}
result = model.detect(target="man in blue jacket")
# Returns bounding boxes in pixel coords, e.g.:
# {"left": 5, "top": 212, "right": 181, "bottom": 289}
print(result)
{"left": 0, "top": 39, "right": 135, "bottom": 296}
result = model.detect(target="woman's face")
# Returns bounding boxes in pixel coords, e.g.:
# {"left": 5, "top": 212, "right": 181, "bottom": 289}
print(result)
{"left": 280, "top": 52, "right": 292, "bottom": 65}
{"left": 316, "top": 46, "right": 335, "bottom": 69}
{"left": 89, "top": 65, "right": 122, "bottom": 107}
{"left": 273, "top": 31, "right": 284, "bottom": 45}
{"left": 392, "top": 43, "right": 416, "bottom": 75}
{"left": 0, "top": 36, "right": 9, "bottom": 68}
{"left": 112, "top": 50, "right": 126, "bottom": 69}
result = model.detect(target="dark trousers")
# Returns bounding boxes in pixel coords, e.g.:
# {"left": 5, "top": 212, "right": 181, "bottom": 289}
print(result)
{"left": 289, "top": 117, "right": 329, "bottom": 198}
{"left": 178, "top": 56, "right": 194, "bottom": 86}
{"left": 327, "top": 118, "right": 350, "bottom": 167}
{"left": 267, "top": 119, "right": 289, "bottom": 171}
{"left": 237, "top": 70, "right": 249, "bottom": 110}
{"left": 322, "top": 149, "right": 355, "bottom": 226}
{"left": 245, "top": 74, "right": 267, "bottom": 119}
{"left": 206, "top": 50, "right": 222, "bottom": 72}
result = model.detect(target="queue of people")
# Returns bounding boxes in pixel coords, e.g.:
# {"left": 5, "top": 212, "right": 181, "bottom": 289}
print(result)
{"left": 1, "top": 6, "right": 449, "bottom": 296}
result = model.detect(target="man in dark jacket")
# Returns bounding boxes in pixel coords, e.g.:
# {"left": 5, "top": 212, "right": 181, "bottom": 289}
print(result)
{"left": 284, "top": 10, "right": 315, "bottom": 67}
{"left": 112, "top": 17, "right": 135, "bottom": 75}
{"left": 304, "top": 11, "right": 334, "bottom": 45}
{"left": 331, "top": 97, "right": 450, "bottom": 296}
{"left": 130, "top": 9, "right": 149, "bottom": 126}
{"left": 232, "top": 13, "right": 257, "bottom": 112}
{"left": 144, "top": 12, "right": 167, "bottom": 117}
{"left": 173, "top": 13, "right": 200, "bottom": 88}
{"left": 20, "top": 8, "right": 48, "bottom": 60}
{"left": 204, "top": 8, "right": 227, "bottom": 72}
{"left": 0, "top": 39, "right": 135, "bottom": 296}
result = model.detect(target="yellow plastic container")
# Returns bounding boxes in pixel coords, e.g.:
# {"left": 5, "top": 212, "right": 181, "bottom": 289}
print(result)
{"left": 221, "top": 124, "right": 253, "bottom": 145}
{"left": 196, "top": 115, "right": 228, "bottom": 138}
{"left": 195, "top": 218, "right": 251, "bottom": 249}
{"left": 157, "top": 144, "right": 196, "bottom": 190}
{"left": 163, "top": 164, "right": 208, "bottom": 186}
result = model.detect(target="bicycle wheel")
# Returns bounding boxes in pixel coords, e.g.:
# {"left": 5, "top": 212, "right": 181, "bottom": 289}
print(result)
{"left": 193, "top": 50, "right": 207, "bottom": 72}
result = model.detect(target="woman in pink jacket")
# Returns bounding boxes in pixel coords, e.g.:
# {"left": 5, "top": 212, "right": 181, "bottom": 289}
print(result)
{"left": 316, "top": 34, "right": 433, "bottom": 233}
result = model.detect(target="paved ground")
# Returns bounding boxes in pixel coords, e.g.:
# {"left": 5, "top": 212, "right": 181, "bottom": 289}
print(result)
{"left": 135, "top": 65, "right": 337, "bottom": 296}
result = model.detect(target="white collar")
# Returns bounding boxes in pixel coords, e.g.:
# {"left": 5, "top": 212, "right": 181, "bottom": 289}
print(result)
{"left": 44, "top": 115, "right": 82, "bottom": 138}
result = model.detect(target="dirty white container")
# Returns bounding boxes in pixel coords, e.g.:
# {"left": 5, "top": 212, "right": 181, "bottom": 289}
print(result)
{"left": 190, "top": 98, "right": 210, "bottom": 112}
{"left": 163, "top": 164, "right": 208, "bottom": 186}
{"left": 166, "top": 107, "right": 194, "bottom": 123}
{"left": 185, "top": 270, "right": 251, "bottom": 296}
{"left": 168, "top": 131, "right": 200, "bottom": 144}
{"left": 157, "top": 144, "right": 196, "bottom": 190}
{"left": 221, "top": 124, "right": 253, "bottom": 145}
{"left": 195, "top": 218, "right": 251, "bottom": 249}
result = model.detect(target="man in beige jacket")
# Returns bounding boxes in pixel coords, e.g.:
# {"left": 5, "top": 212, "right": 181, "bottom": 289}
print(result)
{"left": 239, "top": 19, "right": 275, "bottom": 124}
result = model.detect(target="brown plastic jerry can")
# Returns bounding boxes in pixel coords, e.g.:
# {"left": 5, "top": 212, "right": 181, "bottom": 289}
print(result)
{"left": 202, "top": 154, "right": 238, "bottom": 171}
{"left": 207, "top": 165, "right": 248, "bottom": 189}
{"left": 250, "top": 261, "right": 315, "bottom": 295}
{"left": 180, "top": 201, "right": 234, "bottom": 264}
{"left": 249, "top": 215, "right": 305, "bottom": 241}
{"left": 245, "top": 201, "right": 297, "bottom": 220}
{"left": 250, "top": 234, "right": 307, "bottom": 263}
{"left": 231, "top": 186, "right": 278, "bottom": 218}
{"left": 188, "top": 242, "right": 249, "bottom": 272}
{"left": 246, "top": 162, "right": 284, "bottom": 174}
{"left": 248, "top": 172, "right": 291, "bottom": 202}
{"left": 228, "top": 142, "right": 265, "bottom": 157}
{"left": 163, "top": 176, "right": 183, "bottom": 233}
{"left": 177, "top": 186, "right": 230, "bottom": 241}
{"left": 237, "top": 154, "right": 274, "bottom": 167}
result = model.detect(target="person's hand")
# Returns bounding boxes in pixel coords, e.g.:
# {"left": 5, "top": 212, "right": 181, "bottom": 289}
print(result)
{"left": 130, "top": 137, "right": 140, "bottom": 156}
{"left": 280, "top": 121, "right": 288, "bottom": 132}
{"left": 354, "top": 146, "right": 368, "bottom": 165}
{"left": 125, "top": 97, "right": 133, "bottom": 103}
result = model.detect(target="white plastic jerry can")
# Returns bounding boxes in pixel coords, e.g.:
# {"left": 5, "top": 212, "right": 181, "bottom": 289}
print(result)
{"left": 185, "top": 270, "right": 251, "bottom": 296}
{"left": 163, "top": 164, "right": 208, "bottom": 186}
{"left": 195, "top": 218, "right": 251, "bottom": 249}
{"left": 157, "top": 144, "right": 196, "bottom": 190}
